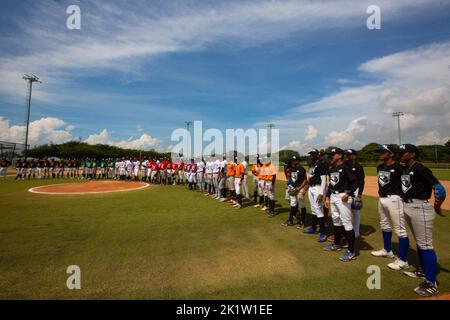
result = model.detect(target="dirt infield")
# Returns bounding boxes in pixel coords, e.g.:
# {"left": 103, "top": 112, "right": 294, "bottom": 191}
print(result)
{"left": 29, "top": 181, "right": 150, "bottom": 195}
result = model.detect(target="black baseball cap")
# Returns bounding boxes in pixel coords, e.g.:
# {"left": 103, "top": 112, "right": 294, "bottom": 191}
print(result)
{"left": 398, "top": 144, "right": 419, "bottom": 154}
{"left": 346, "top": 149, "right": 357, "bottom": 156}
{"left": 329, "top": 148, "right": 345, "bottom": 156}
{"left": 377, "top": 144, "right": 395, "bottom": 154}
{"left": 308, "top": 149, "right": 319, "bottom": 155}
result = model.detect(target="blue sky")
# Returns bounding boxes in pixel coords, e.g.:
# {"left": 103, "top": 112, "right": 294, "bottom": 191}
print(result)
{"left": 0, "top": 0, "right": 449, "bottom": 153}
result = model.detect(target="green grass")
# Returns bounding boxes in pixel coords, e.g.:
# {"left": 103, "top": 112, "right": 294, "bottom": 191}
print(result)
{"left": 0, "top": 177, "right": 449, "bottom": 299}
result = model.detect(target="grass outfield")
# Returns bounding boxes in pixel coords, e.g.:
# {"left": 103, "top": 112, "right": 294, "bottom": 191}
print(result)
{"left": 0, "top": 178, "right": 449, "bottom": 299}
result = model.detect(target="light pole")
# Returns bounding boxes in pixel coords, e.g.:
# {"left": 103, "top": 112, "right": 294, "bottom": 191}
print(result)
{"left": 22, "top": 74, "right": 42, "bottom": 159}
{"left": 267, "top": 123, "right": 275, "bottom": 156}
{"left": 392, "top": 112, "right": 404, "bottom": 145}
{"left": 185, "top": 121, "right": 193, "bottom": 159}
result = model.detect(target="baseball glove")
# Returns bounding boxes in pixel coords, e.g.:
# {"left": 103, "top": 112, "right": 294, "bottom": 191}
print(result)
{"left": 287, "top": 185, "right": 299, "bottom": 196}
{"left": 434, "top": 183, "right": 446, "bottom": 216}
{"left": 351, "top": 199, "right": 363, "bottom": 210}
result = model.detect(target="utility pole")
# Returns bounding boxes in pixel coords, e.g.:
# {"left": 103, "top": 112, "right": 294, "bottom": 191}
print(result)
{"left": 22, "top": 74, "right": 42, "bottom": 159}
{"left": 392, "top": 112, "right": 404, "bottom": 146}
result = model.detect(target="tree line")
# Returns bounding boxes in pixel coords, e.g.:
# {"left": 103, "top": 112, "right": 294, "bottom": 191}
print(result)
{"left": 24, "top": 140, "right": 450, "bottom": 164}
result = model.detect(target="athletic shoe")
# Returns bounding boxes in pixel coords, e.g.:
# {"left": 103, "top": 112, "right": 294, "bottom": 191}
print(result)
{"left": 327, "top": 235, "right": 335, "bottom": 242}
{"left": 324, "top": 244, "right": 342, "bottom": 251}
{"left": 371, "top": 249, "right": 395, "bottom": 258}
{"left": 387, "top": 258, "right": 409, "bottom": 270}
{"left": 267, "top": 212, "right": 275, "bottom": 218}
{"left": 253, "top": 204, "right": 260, "bottom": 208}
{"left": 341, "top": 239, "right": 348, "bottom": 248}
{"left": 260, "top": 206, "right": 267, "bottom": 211}
{"left": 281, "top": 220, "right": 294, "bottom": 227}
{"left": 339, "top": 250, "right": 357, "bottom": 262}
{"left": 234, "top": 204, "right": 242, "bottom": 209}
{"left": 296, "top": 222, "right": 305, "bottom": 229}
{"left": 403, "top": 269, "right": 426, "bottom": 279}
{"left": 303, "top": 228, "right": 318, "bottom": 234}
{"left": 414, "top": 280, "right": 439, "bottom": 297}
{"left": 316, "top": 234, "right": 327, "bottom": 242}
{"left": 219, "top": 198, "right": 227, "bottom": 202}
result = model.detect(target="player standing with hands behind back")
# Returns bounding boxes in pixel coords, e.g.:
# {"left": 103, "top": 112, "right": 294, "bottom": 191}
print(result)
{"left": 324, "top": 148, "right": 359, "bottom": 262}
{"left": 398, "top": 144, "right": 446, "bottom": 297}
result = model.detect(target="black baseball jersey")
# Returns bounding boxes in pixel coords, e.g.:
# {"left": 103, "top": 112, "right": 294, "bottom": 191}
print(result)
{"left": 309, "top": 160, "right": 328, "bottom": 186}
{"left": 288, "top": 165, "right": 307, "bottom": 188}
{"left": 346, "top": 161, "right": 365, "bottom": 196}
{"left": 327, "top": 163, "right": 358, "bottom": 196}
{"left": 401, "top": 162, "right": 438, "bottom": 200}
{"left": 377, "top": 162, "right": 403, "bottom": 197}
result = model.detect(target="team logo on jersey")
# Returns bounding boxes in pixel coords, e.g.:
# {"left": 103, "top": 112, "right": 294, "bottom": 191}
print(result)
{"left": 330, "top": 172, "right": 339, "bottom": 186}
{"left": 378, "top": 171, "right": 390, "bottom": 187}
{"left": 401, "top": 174, "right": 412, "bottom": 193}
{"left": 291, "top": 171, "right": 298, "bottom": 182}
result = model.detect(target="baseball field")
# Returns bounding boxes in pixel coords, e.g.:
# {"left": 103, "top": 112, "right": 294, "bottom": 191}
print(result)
{"left": 0, "top": 176, "right": 449, "bottom": 300}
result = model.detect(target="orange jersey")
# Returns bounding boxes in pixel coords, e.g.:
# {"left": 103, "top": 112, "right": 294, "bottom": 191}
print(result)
{"left": 251, "top": 163, "right": 261, "bottom": 175}
{"left": 227, "top": 162, "right": 236, "bottom": 176}
{"left": 258, "top": 164, "right": 267, "bottom": 180}
{"left": 235, "top": 163, "right": 245, "bottom": 178}
{"left": 264, "top": 163, "right": 277, "bottom": 181}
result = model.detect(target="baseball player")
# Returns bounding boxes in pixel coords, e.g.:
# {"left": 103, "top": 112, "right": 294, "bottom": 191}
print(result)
{"left": 150, "top": 160, "right": 159, "bottom": 183}
{"left": 212, "top": 156, "right": 221, "bottom": 198}
{"left": 263, "top": 157, "right": 277, "bottom": 217}
{"left": 241, "top": 158, "right": 249, "bottom": 200}
{"left": 304, "top": 149, "right": 328, "bottom": 239}
{"left": 204, "top": 157, "right": 213, "bottom": 195}
{"left": 233, "top": 158, "right": 245, "bottom": 209}
{"left": 140, "top": 157, "right": 148, "bottom": 182}
{"left": 397, "top": 144, "right": 446, "bottom": 297}
{"left": 282, "top": 156, "right": 308, "bottom": 226}
{"left": 252, "top": 156, "right": 263, "bottom": 207}
{"left": 226, "top": 159, "right": 237, "bottom": 204}
{"left": 0, "top": 158, "right": 10, "bottom": 180}
{"left": 197, "top": 158, "right": 205, "bottom": 193}
{"left": 324, "top": 148, "right": 359, "bottom": 262}
{"left": 345, "top": 149, "right": 365, "bottom": 238}
{"left": 177, "top": 160, "right": 184, "bottom": 185}
{"left": 133, "top": 158, "right": 140, "bottom": 181}
{"left": 36, "top": 159, "right": 43, "bottom": 179}
{"left": 371, "top": 145, "right": 410, "bottom": 269}
{"left": 218, "top": 155, "right": 228, "bottom": 201}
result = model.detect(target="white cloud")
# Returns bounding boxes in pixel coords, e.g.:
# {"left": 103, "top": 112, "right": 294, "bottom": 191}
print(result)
{"left": 268, "top": 41, "right": 450, "bottom": 148}
{"left": 0, "top": 116, "right": 73, "bottom": 146}
{"left": 0, "top": 0, "right": 444, "bottom": 102}
{"left": 84, "top": 129, "right": 159, "bottom": 151}
{"left": 325, "top": 117, "right": 368, "bottom": 147}
{"left": 416, "top": 131, "right": 450, "bottom": 145}
{"left": 305, "top": 125, "right": 318, "bottom": 141}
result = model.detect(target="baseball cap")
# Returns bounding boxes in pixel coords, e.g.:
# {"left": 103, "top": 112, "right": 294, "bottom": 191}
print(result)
{"left": 329, "top": 148, "right": 345, "bottom": 156}
{"left": 377, "top": 144, "right": 395, "bottom": 154}
{"left": 346, "top": 149, "right": 357, "bottom": 156}
{"left": 398, "top": 144, "right": 419, "bottom": 154}
{"left": 308, "top": 149, "right": 319, "bottom": 155}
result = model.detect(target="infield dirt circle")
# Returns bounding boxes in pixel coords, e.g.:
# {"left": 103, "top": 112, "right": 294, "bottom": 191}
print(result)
{"left": 29, "top": 181, "right": 150, "bottom": 195}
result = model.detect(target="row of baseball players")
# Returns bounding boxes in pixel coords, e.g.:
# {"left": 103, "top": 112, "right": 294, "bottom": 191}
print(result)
{"left": 277, "top": 144, "right": 446, "bottom": 297}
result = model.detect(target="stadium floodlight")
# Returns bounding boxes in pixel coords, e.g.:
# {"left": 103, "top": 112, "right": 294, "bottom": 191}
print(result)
{"left": 22, "top": 74, "right": 42, "bottom": 160}
{"left": 392, "top": 112, "right": 404, "bottom": 145}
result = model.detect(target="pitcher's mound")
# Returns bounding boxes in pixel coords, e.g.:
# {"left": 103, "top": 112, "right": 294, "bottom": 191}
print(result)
{"left": 29, "top": 181, "right": 150, "bottom": 195}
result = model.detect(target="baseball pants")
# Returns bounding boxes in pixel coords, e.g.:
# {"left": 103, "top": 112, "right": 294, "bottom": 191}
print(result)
{"left": 404, "top": 200, "right": 435, "bottom": 250}
{"left": 330, "top": 193, "right": 353, "bottom": 231}
{"left": 234, "top": 177, "right": 241, "bottom": 195}
{"left": 242, "top": 174, "right": 249, "bottom": 199}
{"left": 228, "top": 176, "right": 235, "bottom": 191}
{"left": 213, "top": 173, "right": 220, "bottom": 196}
{"left": 308, "top": 185, "right": 324, "bottom": 218}
{"left": 197, "top": 172, "right": 204, "bottom": 191}
{"left": 378, "top": 195, "right": 407, "bottom": 238}
{"left": 0, "top": 167, "right": 6, "bottom": 179}
{"left": 264, "top": 180, "right": 275, "bottom": 201}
